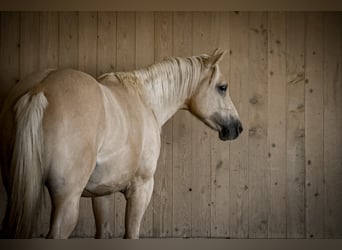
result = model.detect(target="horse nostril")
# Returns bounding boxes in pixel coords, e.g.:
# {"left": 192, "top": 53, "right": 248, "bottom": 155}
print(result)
{"left": 237, "top": 122, "right": 243, "bottom": 134}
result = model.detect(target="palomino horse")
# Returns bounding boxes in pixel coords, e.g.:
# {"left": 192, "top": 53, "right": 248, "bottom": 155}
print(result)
{"left": 0, "top": 49, "right": 242, "bottom": 239}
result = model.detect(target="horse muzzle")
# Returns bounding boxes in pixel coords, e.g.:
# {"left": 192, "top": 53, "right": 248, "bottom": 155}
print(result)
{"left": 218, "top": 119, "right": 243, "bottom": 141}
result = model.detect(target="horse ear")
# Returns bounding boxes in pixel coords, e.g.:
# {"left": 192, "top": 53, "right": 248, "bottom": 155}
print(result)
{"left": 204, "top": 49, "right": 227, "bottom": 68}
{"left": 213, "top": 48, "right": 220, "bottom": 55}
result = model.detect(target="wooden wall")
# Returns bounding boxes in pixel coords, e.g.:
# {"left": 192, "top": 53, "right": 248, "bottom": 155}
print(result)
{"left": 0, "top": 12, "right": 341, "bottom": 238}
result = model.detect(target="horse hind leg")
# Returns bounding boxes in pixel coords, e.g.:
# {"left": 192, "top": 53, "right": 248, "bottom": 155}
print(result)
{"left": 46, "top": 193, "right": 81, "bottom": 239}
{"left": 45, "top": 148, "right": 97, "bottom": 239}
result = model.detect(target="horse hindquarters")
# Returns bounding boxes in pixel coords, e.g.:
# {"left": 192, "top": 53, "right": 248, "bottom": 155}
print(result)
{"left": 42, "top": 74, "right": 104, "bottom": 239}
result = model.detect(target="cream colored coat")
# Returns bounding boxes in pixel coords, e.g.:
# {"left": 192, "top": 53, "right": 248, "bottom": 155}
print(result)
{"left": 0, "top": 50, "right": 242, "bottom": 239}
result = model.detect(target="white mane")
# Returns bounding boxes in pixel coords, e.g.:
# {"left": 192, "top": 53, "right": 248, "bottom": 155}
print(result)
{"left": 119, "top": 56, "right": 203, "bottom": 102}
{"left": 113, "top": 56, "right": 205, "bottom": 125}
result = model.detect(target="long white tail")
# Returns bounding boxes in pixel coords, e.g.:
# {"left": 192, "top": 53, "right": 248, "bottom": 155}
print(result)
{"left": 7, "top": 91, "right": 48, "bottom": 238}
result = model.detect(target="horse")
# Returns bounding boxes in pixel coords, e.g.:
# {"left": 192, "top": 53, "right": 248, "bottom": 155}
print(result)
{"left": 0, "top": 49, "right": 242, "bottom": 239}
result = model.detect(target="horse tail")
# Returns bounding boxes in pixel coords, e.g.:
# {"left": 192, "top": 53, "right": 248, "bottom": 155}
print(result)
{"left": 6, "top": 91, "right": 48, "bottom": 238}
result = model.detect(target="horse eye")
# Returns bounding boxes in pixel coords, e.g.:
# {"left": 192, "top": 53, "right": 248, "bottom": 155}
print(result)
{"left": 217, "top": 84, "right": 228, "bottom": 93}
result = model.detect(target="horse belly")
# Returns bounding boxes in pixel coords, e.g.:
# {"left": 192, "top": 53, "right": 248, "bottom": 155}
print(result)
{"left": 83, "top": 145, "right": 140, "bottom": 197}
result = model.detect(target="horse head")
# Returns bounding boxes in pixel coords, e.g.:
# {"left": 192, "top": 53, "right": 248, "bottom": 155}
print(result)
{"left": 188, "top": 49, "right": 243, "bottom": 141}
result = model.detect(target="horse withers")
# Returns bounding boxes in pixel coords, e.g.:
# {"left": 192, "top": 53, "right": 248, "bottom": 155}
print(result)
{"left": 0, "top": 49, "right": 242, "bottom": 238}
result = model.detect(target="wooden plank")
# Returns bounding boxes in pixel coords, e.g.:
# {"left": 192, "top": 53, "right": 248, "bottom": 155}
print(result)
{"left": 72, "top": 12, "right": 98, "bottom": 238}
{"left": 153, "top": 12, "right": 173, "bottom": 238}
{"left": 39, "top": 12, "right": 58, "bottom": 70}
{"left": 0, "top": 11, "right": 20, "bottom": 230}
{"left": 0, "top": 11, "right": 3, "bottom": 231}
{"left": 209, "top": 12, "right": 230, "bottom": 238}
{"left": 95, "top": 11, "right": 117, "bottom": 238}
{"left": 136, "top": 12, "right": 154, "bottom": 68}
{"left": 192, "top": 12, "right": 214, "bottom": 238}
{"left": 267, "top": 12, "right": 287, "bottom": 238}
{"left": 20, "top": 12, "right": 40, "bottom": 78}
{"left": 336, "top": 12, "right": 342, "bottom": 239}
{"left": 247, "top": 12, "right": 269, "bottom": 238}
{"left": 0, "top": 12, "right": 20, "bottom": 109}
{"left": 97, "top": 12, "right": 116, "bottom": 76}
{"left": 58, "top": 12, "right": 78, "bottom": 69}
{"left": 323, "top": 12, "right": 342, "bottom": 238}
{"left": 305, "top": 12, "right": 324, "bottom": 239}
{"left": 116, "top": 12, "right": 136, "bottom": 71}
{"left": 337, "top": 13, "right": 342, "bottom": 240}
{"left": 135, "top": 11, "right": 154, "bottom": 238}
{"left": 115, "top": 11, "right": 136, "bottom": 238}
{"left": 172, "top": 11, "right": 193, "bottom": 238}
{"left": 228, "top": 11, "right": 249, "bottom": 239}
{"left": 286, "top": 12, "right": 306, "bottom": 238}
{"left": 78, "top": 12, "right": 97, "bottom": 76}
{"left": 37, "top": 11, "right": 59, "bottom": 237}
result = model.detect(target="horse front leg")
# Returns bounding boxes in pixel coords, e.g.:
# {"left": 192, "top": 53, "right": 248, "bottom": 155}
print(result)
{"left": 92, "top": 195, "right": 114, "bottom": 239}
{"left": 123, "top": 177, "right": 154, "bottom": 239}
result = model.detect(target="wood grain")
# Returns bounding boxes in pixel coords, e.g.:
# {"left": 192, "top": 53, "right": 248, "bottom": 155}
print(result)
{"left": 247, "top": 12, "right": 269, "bottom": 239}
{"left": 0, "top": 12, "right": 19, "bottom": 95}
{"left": 20, "top": 12, "right": 40, "bottom": 78}
{"left": 39, "top": 12, "right": 58, "bottom": 70}
{"left": 0, "top": 11, "right": 20, "bottom": 230}
{"left": 323, "top": 13, "right": 342, "bottom": 238}
{"left": 286, "top": 12, "right": 305, "bottom": 238}
{"left": 267, "top": 12, "right": 287, "bottom": 238}
{"left": 305, "top": 12, "right": 324, "bottom": 239}
{"left": 97, "top": 12, "right": 116, "bottom": 76}
{"left": 58, "top": 12, "right": 78, "bottom": 69}
{"left": 78, "top": 12, "right": 97, "bottom": 76}
{"left": 229, "top": 11, "right": 249, "bottom": 239}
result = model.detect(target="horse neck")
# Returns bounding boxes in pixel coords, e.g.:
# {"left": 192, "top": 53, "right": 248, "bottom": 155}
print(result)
{"left": 133, "top": 57, "right": 202, "bottom": 127}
